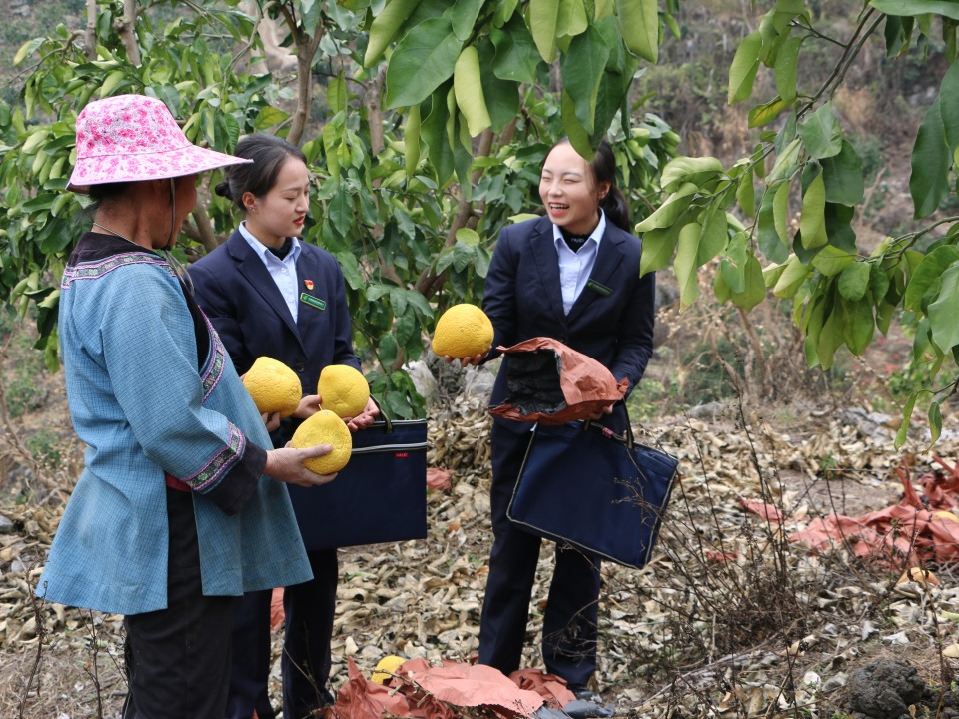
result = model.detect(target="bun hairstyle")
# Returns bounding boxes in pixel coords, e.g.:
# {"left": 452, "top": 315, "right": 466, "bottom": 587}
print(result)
{"left": 588, "top": 139, "right": 630, "bottom": 232}
{"left": 215, "top": 133, "right": 307, "bottom": 211}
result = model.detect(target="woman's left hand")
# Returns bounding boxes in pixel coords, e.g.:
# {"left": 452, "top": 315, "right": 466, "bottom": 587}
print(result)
{"left": 261, "top": 411, "right": 282, "bottom": 432}
{"left": 292, "top": 393, "right": 323, "bottom": 419}
{"left": 346, "top": 396, "right": 380, "bottom": 432}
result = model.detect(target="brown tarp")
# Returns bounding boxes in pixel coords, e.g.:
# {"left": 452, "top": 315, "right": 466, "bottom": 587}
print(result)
{"left": 489, "top": 337, "right": 628, "bottom": 424}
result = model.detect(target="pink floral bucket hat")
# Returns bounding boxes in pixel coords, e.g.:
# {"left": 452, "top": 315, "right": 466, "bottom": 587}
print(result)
{"left": 68, "top": 94, "right": 250, "bottom": 192}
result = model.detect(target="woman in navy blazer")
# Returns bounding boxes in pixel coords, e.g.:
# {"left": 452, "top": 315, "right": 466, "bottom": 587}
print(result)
{"left": 189, "top": 135, "right": 377, "bottom": 719}
{"left": 472, "top": 139, "right": 655, "bottom": 705}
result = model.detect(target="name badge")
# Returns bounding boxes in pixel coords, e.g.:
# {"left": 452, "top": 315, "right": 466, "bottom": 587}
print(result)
{"left": 586, "top": 279, "right": 612, "bottom": 297}
{"left": 300, "top": 293, "right": 327, "bottom": 311}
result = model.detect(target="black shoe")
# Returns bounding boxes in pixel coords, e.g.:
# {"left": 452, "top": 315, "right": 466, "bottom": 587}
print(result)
{"left": 563, "top": 689, "right": 613, "bottom": 718}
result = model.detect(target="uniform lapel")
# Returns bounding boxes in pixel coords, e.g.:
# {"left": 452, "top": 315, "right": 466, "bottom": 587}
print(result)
{"left": 527, "top": 217, "right": 567, "bottom": 327}
{"left": 227, "top": 231, "right": 304, "bottom": 349}
{"left": 565, "top": 225, "right": 625, "bottom": 325}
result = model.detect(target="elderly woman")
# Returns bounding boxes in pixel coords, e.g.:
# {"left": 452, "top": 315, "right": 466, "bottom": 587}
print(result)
{"left": 36, "top": 94, "right": 335, "bottom": 719}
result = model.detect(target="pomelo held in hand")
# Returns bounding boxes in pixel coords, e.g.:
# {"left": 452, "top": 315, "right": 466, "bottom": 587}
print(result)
{"left": 431, "top": 303, "right": 493, "bottom": 359}
{"left": 318, "top": 364, "right": 370, "bottom": 418}
{"left": 290, "top": 409, "right": 352, "bottom": 474}
{"left": 243, "top": 357, "right": 302, "bottom": 417}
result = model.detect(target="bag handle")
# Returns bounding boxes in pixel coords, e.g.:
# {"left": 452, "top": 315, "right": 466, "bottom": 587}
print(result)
{"left": 369, "top": 394, "right": 393, "bottom": 433}
{"left": 582, "top": 401, "right": 634, "bottom": 450}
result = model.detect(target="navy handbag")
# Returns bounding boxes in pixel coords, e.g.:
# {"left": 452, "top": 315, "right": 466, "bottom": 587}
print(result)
{"left": 287, "top": 415, "right": 428, "bottom": 550}
{"left": 507, "top": 413, "right": 678, "bottom": 569}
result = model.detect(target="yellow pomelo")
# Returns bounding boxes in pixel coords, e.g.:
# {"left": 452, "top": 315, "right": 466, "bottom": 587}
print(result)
{"left": 371, "top": 655, "right": 406, "bottom": 684}
{"left": 431, "top": 303, "right": 494, "bottom": 359}
{"left": 318, "top": 364, "right": 370, "bottom": 419}
{"left": 290, "top": 409, "right": 352, "bottom": 474}
{"left": 243, "top": 357, "right": 302, "bottom": 417}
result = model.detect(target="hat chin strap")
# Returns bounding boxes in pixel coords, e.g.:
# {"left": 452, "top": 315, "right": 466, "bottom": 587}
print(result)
{"left": 165, "top": 177, "right": 176, "bottom": 250}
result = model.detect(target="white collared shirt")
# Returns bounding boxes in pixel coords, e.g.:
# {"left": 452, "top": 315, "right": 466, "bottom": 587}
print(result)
{"left": 551, "top": 210, "right": 606, "bottom": 315}
{"left": 239, "top": 222, "right": 302, "bottom": 322}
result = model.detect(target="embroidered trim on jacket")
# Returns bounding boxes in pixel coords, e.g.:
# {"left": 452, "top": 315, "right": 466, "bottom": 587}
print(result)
{"left": 200, "top": 315, "right": 227, "bottom": 400}
{"left": 62, "top": 253, "right": 173, "bottom": 288}
{"left": 184, "top": 423, "right": 246, "bottom": 492}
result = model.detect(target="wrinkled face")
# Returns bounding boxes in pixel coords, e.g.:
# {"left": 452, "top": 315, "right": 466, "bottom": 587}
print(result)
{"left": 539, "top": 142, "right": 609, "bottom": 236}
{"left": 243, "top": 156, "right": 310, "bottom": 247}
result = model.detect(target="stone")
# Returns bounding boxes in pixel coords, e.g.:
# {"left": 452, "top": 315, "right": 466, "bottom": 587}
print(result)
{"left": 0, "top": 514, "right": 14, "bottom": 534}
{"left": 847, "top": 659, "right": 926, "bottom": 719}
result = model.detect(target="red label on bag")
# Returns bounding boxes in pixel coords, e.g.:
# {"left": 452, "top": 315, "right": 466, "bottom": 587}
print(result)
{"left": 394, "top": 452, "right": 409, "bottom": 458}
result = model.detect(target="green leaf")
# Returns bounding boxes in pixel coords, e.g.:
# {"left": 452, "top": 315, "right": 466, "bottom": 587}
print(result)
{"left": 928, "top": 261, "right": 959, "bottom": 351}
{"left": 821, "top": 140, "right": 864, "bottom": 205}
{"left": 904, "top": 246, "right": 959, "bottom": 311}
{"left": 773, "top": 181, "right": 790, "bottom": 246}
{"left": 640, "top": 223, "right": 682, "bottom": 277}
{"left": 843, "top": 298, "right": 874, "bottom": 355}
{"left": 13, "top": 38, "right": 43, "bottom": 66}
{"left": 870, "top": 0, "right": 959, "bottom": 22}
{"left": 883, "top": 15, "right": 913, "bottom": 57}
{"left": 728, "top": 31, "right": 762, "bottom": 104}
{"left": 812, "top": 245, "right": 855, "bottom": 277}
{"left": 799, "top": 170, "right": 827, "bottom": 249}
{"left": 895, "top": 391, "right": 919, "bottom": 448}
{"left": 254, "top": 105, "right": 289, "bottom": 130}
{"left": 838, "top": 261, "right": 870, "bottom": 301}
{"left": 817, "top": 304, "right": 843, "bottom": 370}
{"left": 774, "top": 34, "right": 801, "bottom": 103}
{"left": 557, "top": 0, "right": 589, "bottom": 37}
{"left": 529, "top": 0, "right": 561, "bottom": 62}
{"left": 616, "top": 0, "right": 658, "bottom": 62}
{"left": 757, "top": 189, "right": 789, "bottom": 263}
{"left": 697, "top": 203, "right": 727, "bottom": 265}
{"left": 929, "top": 400, "right": 943, "bottom": 446}
{"left": 448, "top": 0, "right": 485, "bottom": 41}
{"left": 477, "top": 40, "right": 519, "bottom": 132}
{"left": 562, "top": 26, "right": 611, "bottom": 134}
{"left": 767, "top": 136, "right": 802, "bottom": 183}
{"left": 798, "top": 102, "right": 842, "bottom": 159}
{"left": 938, "top": 60, "right": 959, "bottom": 151}
{"left": 748, "top": 96, "right": 791, "bottom": 128}
{"left": 910, "top": 96, "right": 950, "bottom": 218}
{"left": 635, "top": 182, "right": 698, "bottom": 232}
{"left": 772, "top": 254, "right": 810, "bottom": 298}
{"left": 870, "top": 264, "right": 891, "bottom": 304}
{"left": 560, "top": 90, "right": 592, "bottom": 158}
{"left": 736, "top": 169, "right": 755, "bottom": 217}
{"left": 674, "top": 222, "right": 702, "bottom": 308}
{"left": 729, "top": 254, "right": 766, "bottom": 311}
{"left": 491, "top": 14, "right": 543, "bottom": 83}
{"left": 385, "top": 18, "right": 463, "bottom": 109}
{"left": 421, "top": 90, "right": 455, "bottom": 184}
{"left": 660, "top": 156, "right": 724, "bottom": 193}
{"left": 327, "top": 73, "right": 348, "bottom": 114}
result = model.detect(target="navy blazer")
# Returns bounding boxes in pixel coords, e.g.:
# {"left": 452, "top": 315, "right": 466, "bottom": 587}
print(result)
{"left": 188, "top": 230, "right": 360, "bottom": 401}
{"left": 483, "top": 215, "right": 655, "bottom": 432}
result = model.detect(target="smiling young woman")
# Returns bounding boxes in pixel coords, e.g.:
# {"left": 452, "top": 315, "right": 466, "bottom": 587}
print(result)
{"left": 189, "top": 133, "right": 378, "bottom": 719}
{"left": 466, "top": 137, "right": 655, "bottom": 710}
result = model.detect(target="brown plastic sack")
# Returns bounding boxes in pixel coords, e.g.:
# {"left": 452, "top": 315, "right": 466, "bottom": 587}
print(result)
{"left": 489, "top": 337, "right": 628, "bottom": 424}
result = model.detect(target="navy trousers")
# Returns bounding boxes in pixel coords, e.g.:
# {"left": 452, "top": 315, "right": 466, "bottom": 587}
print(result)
{"left": 225, "top": 549, "right": 338, "bottom": 719}
{"left": 477, "top": 421, "right": 602, "bottom": 690}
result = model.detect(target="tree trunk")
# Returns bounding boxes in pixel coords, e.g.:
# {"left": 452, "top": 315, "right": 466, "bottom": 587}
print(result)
{"left": 284, "top": 5, "right": 325, "bottom": 146}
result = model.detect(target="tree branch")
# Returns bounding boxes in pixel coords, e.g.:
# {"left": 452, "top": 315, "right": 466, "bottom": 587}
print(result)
{"left": 367, "top": 66, "right": 387, "bottom": 158}
{"left": 190, "top": 201, "right": 218, "bottom": 252}
{"left": 283, "top": 3, "right": 326, "bottom": 145}
{"left": 116, "top": 0, "right": 141, "bottom": 66}
{"left": 84, "top": 0, "right": 97, "bottom": 59}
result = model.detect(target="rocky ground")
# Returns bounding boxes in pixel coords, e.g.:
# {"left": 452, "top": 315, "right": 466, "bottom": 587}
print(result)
{"left": 0, "top": 339, "right": 958, "bottom": 718}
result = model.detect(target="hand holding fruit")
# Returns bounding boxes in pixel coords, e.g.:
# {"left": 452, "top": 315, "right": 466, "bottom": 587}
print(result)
{"left": 345, "top": 396, "right": 380, "bottom": 432}
{"left": 292, "top": 393, "right": 323, "bottom": 420}
{"left": 265, "top": 444, "right": 338, "bottom": 487}
{"left": 432, "top": 304, "right": 493, "bottom": 364}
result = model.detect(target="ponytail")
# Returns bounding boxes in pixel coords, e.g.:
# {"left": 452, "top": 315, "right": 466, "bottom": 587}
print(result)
{"left": 590, "top": 140, "right": 630, "bottom": 232}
